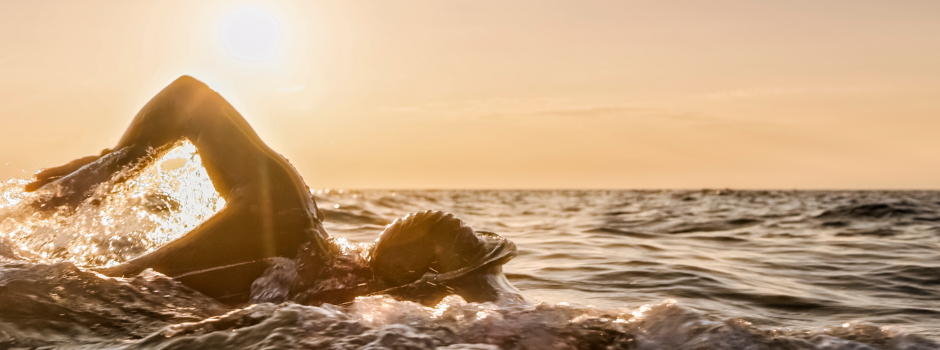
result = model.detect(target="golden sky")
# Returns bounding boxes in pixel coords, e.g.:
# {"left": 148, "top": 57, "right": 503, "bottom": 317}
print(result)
{"left": 1, "top": 0, "right": 939, "bottom": 189}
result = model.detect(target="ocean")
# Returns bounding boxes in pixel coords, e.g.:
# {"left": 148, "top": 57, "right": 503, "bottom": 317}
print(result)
{"left": 0, "top": 145, "right": 937, "bottom": 349}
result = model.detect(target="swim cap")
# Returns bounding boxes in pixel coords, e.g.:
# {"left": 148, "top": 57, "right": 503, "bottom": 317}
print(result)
{"left": 371, "top": 210, "right": 516, "bottom": 302}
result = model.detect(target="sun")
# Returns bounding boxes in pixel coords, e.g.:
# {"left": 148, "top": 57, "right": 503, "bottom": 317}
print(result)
{"left": 220, "top": 7, "right": 281, "bottom": 63}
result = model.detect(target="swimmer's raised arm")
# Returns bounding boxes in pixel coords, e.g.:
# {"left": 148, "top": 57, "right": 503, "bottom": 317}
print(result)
{"left": 23, "top": 77, "right": 201, "bottom": 195}
{"left": 25, "top": 76, "right": 317, "bottom": 214}
{"left": 34, "top": 76, "right": 327, "bottom": 298}
{"left": 24, "top": 76, "right": 211, "bottom": 207}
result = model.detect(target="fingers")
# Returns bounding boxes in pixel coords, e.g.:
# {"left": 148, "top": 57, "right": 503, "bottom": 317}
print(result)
{"left": 24, "top": 176, "right": 61, "bottom": 192}
{"left": 35, "top": 155, "right": 101, "bottom": 179}
{"left": 25, "top": 155, "right": 102, "bottom": 192}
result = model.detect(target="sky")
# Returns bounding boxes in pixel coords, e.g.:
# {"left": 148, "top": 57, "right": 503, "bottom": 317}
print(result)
{"left": 1, "top": 0, "right": 939, "bottom": 189}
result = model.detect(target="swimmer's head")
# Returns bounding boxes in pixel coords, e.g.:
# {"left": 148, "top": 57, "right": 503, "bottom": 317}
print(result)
{"left": 371, "top": 210, "right": 521, "bottom": 304}
{"left": 372, "top": 211, "right": 487, "bottom": 286}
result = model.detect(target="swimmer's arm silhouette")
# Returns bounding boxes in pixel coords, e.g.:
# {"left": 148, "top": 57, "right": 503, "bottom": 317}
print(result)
{"left": 26, "top": 77, "right": 327, "bottom": 298}
{"left": 27, "top": 76, "right": 318, "bottom": 212}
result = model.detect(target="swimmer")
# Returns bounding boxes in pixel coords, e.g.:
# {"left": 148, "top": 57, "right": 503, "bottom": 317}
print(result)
{"left": 25, "top": 76, "right": 522, "bottom": 306}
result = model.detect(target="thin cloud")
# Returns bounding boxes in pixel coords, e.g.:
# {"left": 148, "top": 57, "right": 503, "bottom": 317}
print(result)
{"left": 380, "top": 98, "right": 720, "bottom": 123}
{"left": 705, "top": 86, "right": 888, "bottom": 99}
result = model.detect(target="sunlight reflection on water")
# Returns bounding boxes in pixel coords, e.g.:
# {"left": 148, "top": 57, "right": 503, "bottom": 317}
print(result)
{"left": 0, "top": 141, "right": 224, "bottom": 266}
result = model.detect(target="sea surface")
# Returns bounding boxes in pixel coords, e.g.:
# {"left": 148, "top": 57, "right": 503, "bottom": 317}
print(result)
{"left": 0, "top": 145, "right": 938, "bottom": 349}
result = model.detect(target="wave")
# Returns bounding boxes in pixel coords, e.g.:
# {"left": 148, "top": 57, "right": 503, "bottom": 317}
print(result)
{"left": 1, "top": 261, "right": 936, "bottom": 350}
{"left": 815, "top": 202, "right": 935, "bottom": 220}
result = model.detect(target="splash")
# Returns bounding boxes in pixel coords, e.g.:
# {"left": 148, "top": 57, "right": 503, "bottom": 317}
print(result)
{"left": 0, "top": 141, "right": 224, "bottom": 266}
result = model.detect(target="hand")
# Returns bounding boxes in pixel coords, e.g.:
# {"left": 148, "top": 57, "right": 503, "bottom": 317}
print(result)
{"left": 25, "top": 149, "right": 111, "bottom": 192}
{"left": 28, "top": 148, "right": 132, "bottom": 210}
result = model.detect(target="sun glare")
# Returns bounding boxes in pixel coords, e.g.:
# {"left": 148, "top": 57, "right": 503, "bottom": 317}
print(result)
{"left": 220, "top": 7, "right": 280, "bottom": 63}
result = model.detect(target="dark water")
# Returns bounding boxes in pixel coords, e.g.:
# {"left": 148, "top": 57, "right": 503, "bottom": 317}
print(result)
{"left": 0, "top": 151, "right": 938, "bottom": 349}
